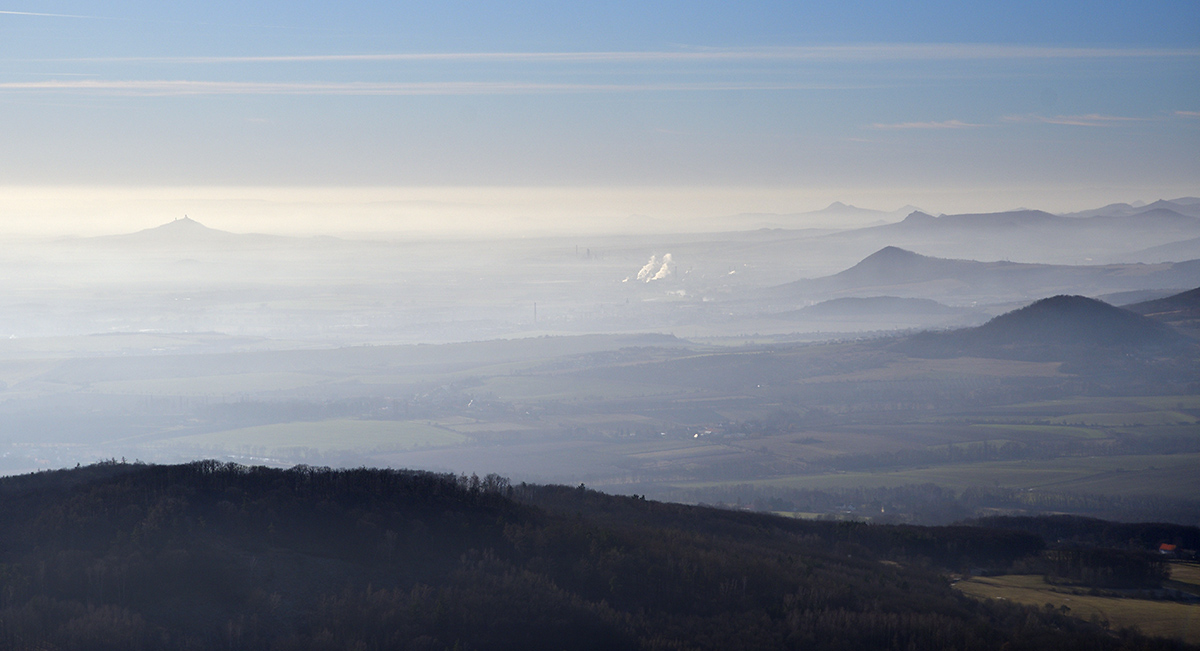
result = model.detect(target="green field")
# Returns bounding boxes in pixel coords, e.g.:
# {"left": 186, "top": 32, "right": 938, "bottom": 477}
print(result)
{"left": 156, "top": 419, "right": 466, "bottom": 453}
{"left": 676, "top": 453, "right": 1200, "bottom": 497}
{"left": 479, "top": 374, "right": 679, "bottom": 401}
{"left": 1049, "top": 411, "right": 1198, "bottom": 427}
{"left": 88, "top": 372, "right": 329, "bottom": 396}
{"left": 1171, "top": 563, "right": 1200, "bottom": 588}
{"left": 1001, "top": 396, "right": 1200, "bottom": 414}
{"left": 969, "top": 423, "right": 1108, "bottom": 439}
{"left": 956, "top": 574, "right": 1200, "bottom": 644}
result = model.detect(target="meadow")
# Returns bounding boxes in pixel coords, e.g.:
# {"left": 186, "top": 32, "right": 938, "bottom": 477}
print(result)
{"left": 956, "top": 573, "right": 1200, "bottom": 644}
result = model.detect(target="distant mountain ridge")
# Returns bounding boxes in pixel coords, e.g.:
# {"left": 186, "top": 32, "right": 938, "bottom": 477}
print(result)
{"left": 893, "top": 209, "right": 1059, "bottom": 230}
{"left": 1060, "top": 198, "right": 1200, "bottom": 220}
{"left": 812, "top": 200, "right": 1200, "bottom": 265}
{"left": 711, "top": 202, "right": 921, "bottom": 230}
{"left": 768, "top": 295, "right": 987, "bottom": 332}
{"left": 882, "top": 206, "right": 1200, "bottom": 234}
{"left": 774, "top": 247, "right": 1200, "bottom": 304}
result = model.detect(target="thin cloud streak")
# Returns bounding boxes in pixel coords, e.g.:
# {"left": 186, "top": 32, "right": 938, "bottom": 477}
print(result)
{"left": 0, "top": 9, "right": 93, "bottom": 18}
{"left": 1176, "top": 110, "right": 1200, "bottom": 118}
{"left": 0, "top": 79, "right": 876, "bottom": 96}
{"left": 36, "top": 44, "right": 1200, "bottom": 65}
{"left": 1001, "top": 113, "right": 1147, "bottom": 127}
{"left": 870, "top": 119, "right": 984, "bottom": 130}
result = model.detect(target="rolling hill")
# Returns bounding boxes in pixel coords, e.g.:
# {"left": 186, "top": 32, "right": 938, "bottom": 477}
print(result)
{"left": 898, "top": 295, "right": 1190, "bottom": 361}
{"left": 772, "top": 247, "right": 1200, "bottom": 304}
{"left": 769, "top": 295, "right": 986, "bottom": 331}
{"left": 1125, "top": 287, "right": 1200, "bottom": 336}
{"left": 0, "top": 461, "right": 1183, "bottom": 651}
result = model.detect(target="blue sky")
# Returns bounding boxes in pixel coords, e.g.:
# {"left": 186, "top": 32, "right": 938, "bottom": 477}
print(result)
{"left": 1, "top": 1, "right": 1198, "bottom": 233}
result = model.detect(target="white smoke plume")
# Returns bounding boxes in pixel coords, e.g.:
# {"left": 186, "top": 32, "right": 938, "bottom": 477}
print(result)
{"left": 632, "top": 253, "right": 674, "bottom": 282}
{"left": 636, "top": 255, "right": 658, "bottom": 281}
{"left": 651, "top": 253, "right": 673, "bottom": 281}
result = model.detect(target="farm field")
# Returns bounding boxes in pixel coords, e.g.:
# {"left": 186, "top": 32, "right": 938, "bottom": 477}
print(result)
{"left": 999, "top": 396, "right": 1200, "bottom": 413}
{"left": 1170, "top": 563, "right": 1200, "bottom": 589}
{"left": 676, "top": 453, "right": 1200, "bottom": 497}
{"left": 955, "top": 574, "right": 1200, "bottom": 644}
{"left": 86, "top": 372, "right": 330, "bottom": 396}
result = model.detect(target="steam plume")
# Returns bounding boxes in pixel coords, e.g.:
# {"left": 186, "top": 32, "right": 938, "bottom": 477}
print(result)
{"left": 636, "top": 255, "right": 658, "bottom": 281}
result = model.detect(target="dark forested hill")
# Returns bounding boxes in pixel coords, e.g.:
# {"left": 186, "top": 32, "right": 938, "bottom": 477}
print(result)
{"left": 1126, "top": 287, "right": 1200, "bottom": 337}
{"left": 898, "top": 295, "right": 1192, "bottom": 367}
{"left": 0, "top": 461, "right": 1191, "bottom": 650}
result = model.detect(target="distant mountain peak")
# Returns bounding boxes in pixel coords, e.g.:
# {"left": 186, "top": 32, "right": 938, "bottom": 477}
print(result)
{"left": 900, "top": 211, "right": 937, "bottom": 224}
{"left": 92, "top": 215, "right": 255, "bottom": 246}
{"left": 1141, "top": 199, "right": 1182, "bottom": 211}
{"left": 865, "top": 245, "right": 924, "bottom": 261}
{"left": 827, "top": 246, "right": 956, "bottom": 285}
{"left": 137, "top": 216, "right": 218, "bottom": 235}
{"left": 162, "top": 215, "right": 206, "bottom": 227}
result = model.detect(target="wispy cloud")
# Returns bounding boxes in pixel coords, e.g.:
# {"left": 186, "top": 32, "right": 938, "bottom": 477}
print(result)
{"left": 1001, "top": 113, "right": 1147, "bottom": 127}
{"left": 35, "top": 44, "right": 1200, "bottom": 65}
{"left": 1176, "top": 110, "right": 1200, "bottom": 118}
{"left": 0, "top": 79, "right": 873, "bottom": 96}
{"left": 869, "top": 119, "right": 984, "bottom": 130}
{"left": 0, "top": 9, "right": 93, "bottom": 18}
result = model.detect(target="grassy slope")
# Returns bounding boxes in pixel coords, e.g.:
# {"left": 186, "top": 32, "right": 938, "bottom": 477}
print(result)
{"left": 956, "top": 574, "right": 1200, "bottom": 644}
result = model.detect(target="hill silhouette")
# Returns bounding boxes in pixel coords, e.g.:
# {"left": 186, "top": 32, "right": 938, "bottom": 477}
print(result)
{"left": 0, "top": 461, "right": 1180, "bottom": 651}
{"left": 1126, "top": 286, "right": 1200, "bottom": 320}
{"left": 898, "top": 295, "right": 1190, "bottom": 362}
{"left": 795, "top": 295, "right": 964, "bottom": 317}
{"left": 964, "top": 295, "right": 1184, "bottom": 348}
{"left": 1125, "top": 286, "right": 1200, "bottom": 336}
{"left": 811, "top": 204, "right": 1200, "bottom": 265}
{"left": 123, "top": 216, "right": 236, "bottom": 242}
{"left": 768, "top": 295, "right": 985, "bottom": 331}
{"left": 1087, "top": 207, "right": 1200, "bottom": 232}
{"left": 94, "top": 216, "right": 294, "bottom": 248}
{"left": 878, "top": 209, "right": 1060, "bottom": 232}
{"left": 1062, "top": 199, "right": 1200, "bottom": 220}
{"left": 773, "top": 247, "right": 1200, "bottom": 303}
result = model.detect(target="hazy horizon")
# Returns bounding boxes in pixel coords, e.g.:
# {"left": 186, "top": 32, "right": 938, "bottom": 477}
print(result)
{"left": 3, "top": 1, "right": 1197, "bottom": 237}
{"left": 2, "top": 186, "right": 1199, "bottom": 238}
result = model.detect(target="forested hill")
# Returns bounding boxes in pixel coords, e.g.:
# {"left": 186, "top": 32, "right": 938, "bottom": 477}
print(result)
{"left": 897, "top": 295, "right": 1191, "bottom": 366}
{"left": 0, "top": 461, "right": 1191, "bottom": 651}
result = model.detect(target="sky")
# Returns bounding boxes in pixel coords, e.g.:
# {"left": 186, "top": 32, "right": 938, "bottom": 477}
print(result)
{"left": 1, "top": 1, "right": 1198, "bottom": 235}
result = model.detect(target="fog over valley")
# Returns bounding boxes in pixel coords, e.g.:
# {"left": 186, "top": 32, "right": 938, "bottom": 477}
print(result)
{"left": 2, "top": 199, "right": 1198, "bottom": 532}
{"left": 3, "top": 2, "right": 1199, "bottom": 647}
